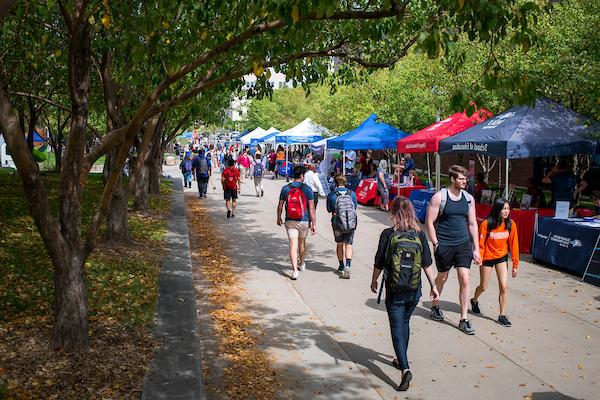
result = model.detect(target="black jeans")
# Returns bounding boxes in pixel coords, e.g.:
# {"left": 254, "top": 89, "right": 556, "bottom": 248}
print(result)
{"left": 386, "top": 288, "right": 421, "bottom": 370}
{"left": 197, "top": 176, "right": 209, "bottom": 196}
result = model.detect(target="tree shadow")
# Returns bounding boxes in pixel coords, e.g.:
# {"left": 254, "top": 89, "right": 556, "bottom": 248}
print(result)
{"left": 528, "top": 392, "right": 582, "bottom": 400}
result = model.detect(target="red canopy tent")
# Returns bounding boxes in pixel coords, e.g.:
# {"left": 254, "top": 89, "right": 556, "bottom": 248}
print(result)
{"left": 397, "top": 109, "right": 492, "bottom": 189}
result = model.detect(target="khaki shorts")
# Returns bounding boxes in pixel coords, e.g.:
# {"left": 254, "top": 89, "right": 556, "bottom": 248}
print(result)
{"left": 285, "top": 220, "right": 309, "bottom": 239}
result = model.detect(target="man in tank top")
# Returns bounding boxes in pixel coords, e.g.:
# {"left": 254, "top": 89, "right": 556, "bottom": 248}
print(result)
{"left": 425, "top": 165, "right": 482, "bottom": 335}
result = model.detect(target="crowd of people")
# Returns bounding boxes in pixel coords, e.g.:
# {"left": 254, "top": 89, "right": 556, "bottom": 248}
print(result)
{"left": 176, "top": 139, "right": 599, "bottom": 392}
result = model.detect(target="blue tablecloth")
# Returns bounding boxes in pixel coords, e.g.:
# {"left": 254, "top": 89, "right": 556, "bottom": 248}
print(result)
{"left": 532, "top": 217, "right": 600, "bottom": 280}
{"left": 409, "top": 189, "right": 435, "bottom": 223}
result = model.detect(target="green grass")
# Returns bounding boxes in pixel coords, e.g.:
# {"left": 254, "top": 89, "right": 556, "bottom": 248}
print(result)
{"left": 0, "top": 172, "right": 171, "bottom": 326}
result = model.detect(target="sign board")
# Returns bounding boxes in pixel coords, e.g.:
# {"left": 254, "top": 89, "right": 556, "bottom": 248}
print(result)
{"left": 583, "top": 236, "right": 600, "bottom": 287}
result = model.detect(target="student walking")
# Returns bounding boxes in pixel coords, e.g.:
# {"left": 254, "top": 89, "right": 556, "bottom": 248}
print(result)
{"left": 304, "top": 163, "right": 326, "bottom": 209}
{"left": 237, "top": 150, "right": 251, "bottom": 184}
{"left": 180, "top": 153, "right": 194, "bottom": 188}
{"left": 277, "top": 165, "right": 316, "bottom": 280}
{"left": 471, "top": 198, "right": 519, "bottom": 326}
{"left": 193, "top": 150, "right": 212, "bottom": 198}
{"left": 252, "top": 155, "right": 265, "bottom": 197}
{"left": 425, "top": 165, "right": 481, "bottom": 335}
{"left": 377, "top": 160, "right": 391, "bottom": 211}
{"left": 221, "top": 158, "right": 240, "bottom": 218}
{"left": 371, "top": 196, "right": 439, "bottom": 391}
{"left": 326, "top": 174, "right": 357, "bottom": 278}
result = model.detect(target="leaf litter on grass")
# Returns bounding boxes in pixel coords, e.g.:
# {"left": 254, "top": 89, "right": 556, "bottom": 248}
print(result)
{"left": 187, "top": 198, "right": 281, "bottom": 400}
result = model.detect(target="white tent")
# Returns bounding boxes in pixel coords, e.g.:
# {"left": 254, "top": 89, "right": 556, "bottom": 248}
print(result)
{"left": 274, "top": 118, "right": 331, "bottom": 144}
{"left": 240, "top": 127, "right": 267, "bottom": 145}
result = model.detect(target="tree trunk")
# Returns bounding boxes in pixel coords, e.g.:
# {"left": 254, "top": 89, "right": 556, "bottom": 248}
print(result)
{"left": 148, "top": 117, "right": 165, "bottom": 195}
{"left": 103, "top": 149, "right": 130, "bottom": 243}
{"left": 133, "top": 117, "right": 158, "bottom": 210}
{"left": 53, "top": 249, "right": 89, "bottom": 350}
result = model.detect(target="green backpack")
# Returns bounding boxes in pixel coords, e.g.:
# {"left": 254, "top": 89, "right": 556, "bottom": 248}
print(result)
{"left": 386, "top": 230, "right": 423, "bottom": 292}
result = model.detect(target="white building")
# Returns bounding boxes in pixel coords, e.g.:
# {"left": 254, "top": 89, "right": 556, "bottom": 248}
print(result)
{"left": 226, "top": 68, "right": 294, "bottom": 122}
{"left": 0, "top": 133, "right": 16, "bottom": 168}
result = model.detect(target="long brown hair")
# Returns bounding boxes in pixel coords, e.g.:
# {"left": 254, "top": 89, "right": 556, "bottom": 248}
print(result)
{"left": 390, "top": 196, "right": 421, "bottom": 232}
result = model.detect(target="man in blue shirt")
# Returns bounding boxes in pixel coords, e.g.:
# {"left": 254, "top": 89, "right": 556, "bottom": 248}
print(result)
{"left": 277, "top": 165, "right": 316, "bottom": 280}
{"left": 542, "top": 160, "right": 578, "bottom": 207}
{"left": 193, "top": 149, "right": 212, "bottom": 198}
{"left": 327, "top": 174, "right": 358, "bottom": 278}
{"left": 403, "top": 153, "right": 415, "bottom": 178}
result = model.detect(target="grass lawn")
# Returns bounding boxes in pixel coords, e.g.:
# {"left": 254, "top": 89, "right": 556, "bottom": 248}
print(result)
{"left": 0, "top": 172, "right": 172, "bottom": 398}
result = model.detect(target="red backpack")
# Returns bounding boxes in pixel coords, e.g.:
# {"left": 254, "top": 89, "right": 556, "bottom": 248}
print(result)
{"left": 223, "top": 167, "right": 238, "bottom": 189}
{"left": 286, "top": 186, "right": 307, "bottom": 220}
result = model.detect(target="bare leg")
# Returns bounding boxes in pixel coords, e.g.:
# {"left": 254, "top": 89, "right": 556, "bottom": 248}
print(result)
{"left": 336, "top": 243, "right": 344, "bottom": 261}
{"left": 226, "top": 200, "right": 231, "bottom": 211}
{"left": 232, "top": 200, "right": 237, "bottom": 213}
{"left": 298, "top": 237, "right": 307, "bottom": 265}
{"left": 473, "top": 265, "right": 493, "bottom": 301}
{"left": 457, "top": 267, "right": 471, "bottom": 320}
{"left": 495, "top": 262, "right": 509, "bottom": 315}
{"left": 345, "top": 244, "right": 353, "bottom": 260}
{"left": 289, "top": 238, "right": 298, "bottom": 271}
{"left": 432, "top": 271, "right": 449, "bottom": 307}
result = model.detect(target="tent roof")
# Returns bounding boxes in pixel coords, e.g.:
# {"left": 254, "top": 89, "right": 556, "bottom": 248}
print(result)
{"left": 397, "top": 110, "right": 491, "bottom": 153}
{"left": 249, "top": 127, "right": 280, "bottom": 146}
{"left": 274, "top": 118, "right": 330, "bottom": 145}
{"left": 328, "top": 113, "right": 408, "bottom": 151}
{"left": 439, "top": 98, "right": 598, "bottom": 159}
{"left": 240, "top": 127, "right": 267, "bottom": 144}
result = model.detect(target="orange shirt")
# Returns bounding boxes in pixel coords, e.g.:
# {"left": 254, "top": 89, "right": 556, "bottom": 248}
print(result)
{"left": 479, "top": 220, "right": 520, "bottom": 269}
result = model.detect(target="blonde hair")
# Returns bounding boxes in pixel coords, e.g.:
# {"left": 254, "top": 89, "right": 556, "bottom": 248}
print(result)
{"left": 379, "top": 159, "right": 387, "bottom": 170}
{"left": 334, "top": 174, "right": 347, "bottom": 186}
{"left": 390, "top": 196, "right": 421, "bottom": 232}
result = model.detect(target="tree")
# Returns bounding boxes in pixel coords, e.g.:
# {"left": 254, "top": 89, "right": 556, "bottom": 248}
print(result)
{"left": 0, "top": 0, "right": 542, "bottom": 352}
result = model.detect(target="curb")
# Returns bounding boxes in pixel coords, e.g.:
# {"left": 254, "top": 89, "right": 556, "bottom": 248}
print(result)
{"left": 141, "top": 178, "right": 206, "bottom": 400}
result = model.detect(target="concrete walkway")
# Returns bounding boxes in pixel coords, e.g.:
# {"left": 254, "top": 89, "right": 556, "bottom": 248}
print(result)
{"left": 175, "top": 166, "right": 599, "bottom": 400}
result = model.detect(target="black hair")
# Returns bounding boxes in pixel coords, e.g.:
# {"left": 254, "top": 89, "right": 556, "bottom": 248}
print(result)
{"left": 227, "top": 158, "right": 235, "bottom": 167}
{"left": 486, "top": 197, "right": 512, "bottom": 239}
{"left": 476, "top": 172, "right": 485, "bottom": 182}
{"left": 293, "top": 164, "right": 306, "bottom": 179}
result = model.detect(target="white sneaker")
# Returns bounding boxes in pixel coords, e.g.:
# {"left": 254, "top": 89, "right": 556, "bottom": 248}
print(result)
{"left": 291, "top": 270, "right": 299, "bottom": 280}
{"left": 298, "top": 263, "right": 306, "bottom": 271}
{"left": 341, "top": 268, "right": 351, "bottom": 279}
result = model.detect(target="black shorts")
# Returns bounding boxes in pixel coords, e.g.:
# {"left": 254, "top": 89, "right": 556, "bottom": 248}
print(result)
{"left": 434, "top": 241, "right": 473, "bottom": 272}
{"left": 224, "top": 188, "right": 238, "bottom": 200}
{"left": 332, "top": 224, "right": 355, "bottom": 244}
{"left": 483, "top": 255, "right": 508, "bottom": 267}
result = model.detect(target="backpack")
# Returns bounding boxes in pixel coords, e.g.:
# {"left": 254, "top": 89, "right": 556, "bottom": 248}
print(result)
{"left": 198, "top": 157, "right": 209, "bottom": 175}
{"left": 223, "top": 168, "right": 238, "bottom": 189}
{"left": 385, "top": 230, "right": 423, "bottom": 292}
{"left": 334, "top": 190, "right": 357, "bottom": 233}
{"left": 182, "top": 159, "right": 193, "bottom": 173}
{"left": 286, "top": 185, "right": 307, "bottom": 220}
{"left": 253, "top": 163, "right": 263, "bottom": 177}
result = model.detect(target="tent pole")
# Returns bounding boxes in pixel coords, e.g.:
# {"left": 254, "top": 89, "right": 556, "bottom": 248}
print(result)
{"left": 505, "top": 159, "right": 510, "bottom": 199}
{"left": 343, "top": 150, "right": 346, "bottom": 175}
{"left": 426, "top": 153, "right": 432, "bottom": 187}
{"left": 396, "top": 152, "right": 400, "bottom": 185}
{"left": 285, "top": 144, "right": 289, "bottom": 182}
{"left": 435, "top": 152, "right": 441, "bottom": 191}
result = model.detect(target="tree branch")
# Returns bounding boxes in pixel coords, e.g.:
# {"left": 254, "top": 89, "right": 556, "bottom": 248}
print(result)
{"left": 10, "top": 91, "right": 71, "bottom": 112}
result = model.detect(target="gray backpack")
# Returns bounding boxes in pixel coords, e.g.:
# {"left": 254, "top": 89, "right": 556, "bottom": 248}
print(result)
{"left": 334, "top": 190, "right": 357, "bottom": 233}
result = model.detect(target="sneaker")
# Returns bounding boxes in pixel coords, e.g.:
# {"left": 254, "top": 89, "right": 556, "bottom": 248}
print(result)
{"left": 226, "top": 210, "right": 231, "bottom": 219}
{"left": 471, "top": 298, "right": 481, "bottom": 315}
{"left": 497, "top": 315, "right": 512, "bottom": 327}
{"left": 337, "top": 265, "right": 345, "bottom": 275}
{"left": 430, "top": 306, "right": 444, "bottom": 321}
{"left": 397, "top": 370, "right": 412, "bottom": 392}
{"left": 458, "top": 319, "right": 476, "bottom": 335}
{"left": 298, "top": 263, "right": 306, "bottom": 271}
{"left": 340, "top": 268, "right": 351, "bottom": 279}
{"left": 291, "top": 270, "right": 299, "bottom": 280}
{"left": 261, "top": 189, "right": 264, "bottom": 197}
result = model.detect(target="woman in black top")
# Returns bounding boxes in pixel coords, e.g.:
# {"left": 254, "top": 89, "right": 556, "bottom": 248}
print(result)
{"left": 370, "top": 196, "right": 439, "bottom": 391}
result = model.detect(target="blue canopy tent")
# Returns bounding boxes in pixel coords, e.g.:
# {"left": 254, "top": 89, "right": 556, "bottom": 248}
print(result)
{"left": 233, "top": 129, "right": 252, "bottom": 141}
{"left": 328, "top": 113, "right": 408, "bottom": 173}
{"left": 439, "top": 98, "right": 598, "bottom": 195}
{"left": 176, "top": 131, "right": 194, "bottom": 139}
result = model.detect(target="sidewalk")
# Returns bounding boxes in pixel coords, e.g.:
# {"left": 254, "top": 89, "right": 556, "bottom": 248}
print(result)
{"left": 175, "top": 166, "right": 599, "bottom": 399}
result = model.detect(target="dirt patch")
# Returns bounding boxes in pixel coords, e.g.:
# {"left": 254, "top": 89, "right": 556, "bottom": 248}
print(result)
{"left": 187, "top": 196, "right": 282, "bottom": 399}
{"left": 0, "top": 318, "right": 157, "bottom": 399}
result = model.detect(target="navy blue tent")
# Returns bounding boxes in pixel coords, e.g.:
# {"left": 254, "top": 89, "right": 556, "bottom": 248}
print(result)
{"left": 439, "top": 98, "right": 598, "bottom": 158}
{"left": 328, "top": 113, "right": 408, "bottom": 151}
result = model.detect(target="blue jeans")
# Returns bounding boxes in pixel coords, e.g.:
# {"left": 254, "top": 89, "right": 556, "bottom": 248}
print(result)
{"left": 183, "top": 171, "right": 193, "bottom": 186}
{"left": 386, "top": 288, "right": 421, "bottom": 370}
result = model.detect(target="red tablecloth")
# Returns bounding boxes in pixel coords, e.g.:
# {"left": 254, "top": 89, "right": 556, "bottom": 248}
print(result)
{"left": 374, "top": 184, "right": 426, "bottom": 206}
{"left": 355, "top": 179, "right": 378, "bottom": 205}
{"left": 475, "top": 204, "right": 554, "bottom": 254}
